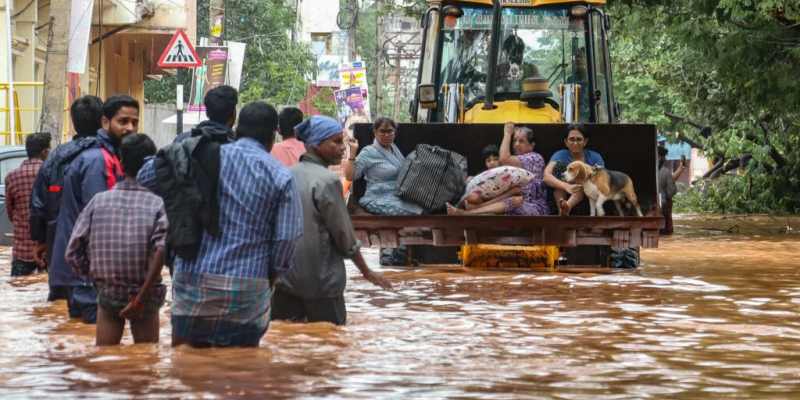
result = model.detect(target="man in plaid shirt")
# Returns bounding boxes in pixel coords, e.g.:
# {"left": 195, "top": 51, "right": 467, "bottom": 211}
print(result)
{"left": 66, "top": 134, "right": 167, "bottom": 346}
{"left": 5, "top": 133, "right": 51, "bottom": 276}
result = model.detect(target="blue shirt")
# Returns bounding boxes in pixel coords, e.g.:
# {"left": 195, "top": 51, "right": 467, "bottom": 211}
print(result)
{"left": 50, "top": 130, "right": 122, "bottom": 287}
{"left": 549, "top": 149, "right": 605, "bottom": 168}
{"left": 138, "top": 137, "right": 303, "bottom": 280}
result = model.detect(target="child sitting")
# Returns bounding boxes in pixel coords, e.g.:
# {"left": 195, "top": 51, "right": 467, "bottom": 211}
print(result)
{"left": 66, "top": 134, "right": 167, "bottom": 346}
{"left": 449, "top": 122, "right": 548, "bottom": 216}
{"left": 462, "top": 144, "right": 504, "bottom": 209}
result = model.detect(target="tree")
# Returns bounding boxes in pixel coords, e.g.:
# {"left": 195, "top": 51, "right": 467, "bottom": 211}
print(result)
{"left": 356, "top": 0, "right": 425, "bottom": 121}
{"left": 145, "top": 0, "right": 315, "bottom": 106}
{"left": 609, "top": 0, "right": 800, "bottom": 213}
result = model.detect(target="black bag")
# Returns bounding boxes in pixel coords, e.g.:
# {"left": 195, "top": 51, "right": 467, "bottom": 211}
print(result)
{"left": 396, "top": 144, "right": 467, "bottom": 212}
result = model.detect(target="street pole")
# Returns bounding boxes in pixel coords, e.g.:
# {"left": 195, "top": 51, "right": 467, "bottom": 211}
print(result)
{"left": 4, "top": 0, "right": 16, "bottom": 145}
{"left": 393, "top": 48, "right": 401, "bottom": 120}
{"left": 347, "top": 1, "right": 357, "bottom": 61}
{"left": 374, "top": 0, "right": 383, "bottom": 115}
{"left": 176, "top": 84, "right": 184, "bottom": 135}
{"left": 39, "top": 0, "right": 71, "bottom": 145}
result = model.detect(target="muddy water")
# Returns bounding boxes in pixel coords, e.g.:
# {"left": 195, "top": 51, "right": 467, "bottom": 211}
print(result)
{"left": 1, "top": 215, "right": 799, "bottom": 399}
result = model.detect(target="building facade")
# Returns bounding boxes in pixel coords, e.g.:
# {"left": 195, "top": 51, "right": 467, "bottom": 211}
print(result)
{"left": 1, "top": 0, "right": 196, "bottom": 141}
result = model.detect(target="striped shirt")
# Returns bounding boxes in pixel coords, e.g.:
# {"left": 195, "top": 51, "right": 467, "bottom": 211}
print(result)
{"left": 65, "top": 179, "right": 167, "bottom": 301}
{"left": 138, "top": 137, "right": 303, "bottom": 280}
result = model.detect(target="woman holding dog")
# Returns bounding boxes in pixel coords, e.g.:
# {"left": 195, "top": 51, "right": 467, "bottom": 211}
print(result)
{"left": 543, "top": 124, "right": 606, "bottom": 216}
{"left": 447, "top": 122, "right": 548, "bottom": 216}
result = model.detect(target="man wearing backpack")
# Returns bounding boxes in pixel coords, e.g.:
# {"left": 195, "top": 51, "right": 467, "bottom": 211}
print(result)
{"left": 48, "top": 95, "right": 138, "bottom": 323}
{"left": 30, "top": 96, "right": 104, "bottom": 301}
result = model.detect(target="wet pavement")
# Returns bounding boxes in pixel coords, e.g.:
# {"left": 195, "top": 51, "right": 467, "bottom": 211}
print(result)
{"left": 0, "top": 215, "right": 798, "bottom": 399}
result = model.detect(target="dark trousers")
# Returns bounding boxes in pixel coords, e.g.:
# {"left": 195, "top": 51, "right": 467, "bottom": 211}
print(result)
{"left": 11, "top": 260, "right": 39, "bottom": 276}
{"left": 48, "top": 285, "right": 70, "bottom": 301}
{"left": 271, "top": 286, "right": 347, "bottom": 326}
{"left": 67, "top": 285, "right": 98, "bottom": 324}
{"left": 661, "top": 197, "right": 674, "bottom": 235}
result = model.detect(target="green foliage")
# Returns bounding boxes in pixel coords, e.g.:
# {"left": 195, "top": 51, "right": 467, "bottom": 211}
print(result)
{"left": 312, "top": 87, "right": 338, "bottom": 118}
{"left": 145, "top": 0, "right": 315, "bottom": 107}
{"left": 609, "top": 0, "right": 800, "bottom": 213}
{"left": 355, "top": 1, "right": 423, "bottom": 122}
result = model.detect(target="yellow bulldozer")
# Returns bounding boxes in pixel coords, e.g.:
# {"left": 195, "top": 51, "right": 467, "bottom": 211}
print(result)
{"left": 349, "top": 0, "right": 661, "bottom": 271}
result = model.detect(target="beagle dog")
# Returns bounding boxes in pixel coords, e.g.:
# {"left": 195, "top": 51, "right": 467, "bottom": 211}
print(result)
{"left": 563, "top": 161, "right": 643, "bottom": 217}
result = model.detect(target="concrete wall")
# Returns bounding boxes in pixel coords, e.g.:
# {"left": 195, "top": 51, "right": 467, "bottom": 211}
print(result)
{"left": 297, "top": 0, "right": 340, "bottom": 41}
{"left": 142, "top": 103, "right": 180, "bottom": 148}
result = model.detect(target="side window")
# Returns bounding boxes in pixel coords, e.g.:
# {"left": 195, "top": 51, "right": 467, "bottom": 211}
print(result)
{"left": 0, "top": 156, "right": 26, "bottom": 182}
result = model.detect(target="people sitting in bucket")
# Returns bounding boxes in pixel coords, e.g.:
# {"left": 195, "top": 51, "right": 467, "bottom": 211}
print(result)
{"left": 342, "top": 117, "right": 423, "bottom": 216}
{"left": 447, "top": 122, "right": 548, "bottom": 216}
{"left": 543, "top": 124, "right": 605, "bottom": 216}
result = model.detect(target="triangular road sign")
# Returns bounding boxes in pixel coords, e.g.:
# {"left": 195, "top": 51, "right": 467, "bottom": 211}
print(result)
{"left": 158, "top": 29, "right": 202, "bottom": 69}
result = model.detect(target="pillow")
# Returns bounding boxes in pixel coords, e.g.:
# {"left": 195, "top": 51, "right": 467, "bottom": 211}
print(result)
{"left": 461, "top": 166, "right": 535, "bottom": 203}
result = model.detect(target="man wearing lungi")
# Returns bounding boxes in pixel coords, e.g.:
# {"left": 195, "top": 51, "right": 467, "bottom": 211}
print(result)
{"left": 139, "top": 101, "right": 302, "bottom": 347}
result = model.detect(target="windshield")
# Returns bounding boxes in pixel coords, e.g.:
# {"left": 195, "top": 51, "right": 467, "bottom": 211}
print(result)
{"left": 439, "top": 6, "right": 595, "bottom": 121}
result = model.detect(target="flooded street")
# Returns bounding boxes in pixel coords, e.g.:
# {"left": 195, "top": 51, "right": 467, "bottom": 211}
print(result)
{"left": 1, "top": 215, "right": 799, "bottom": 399}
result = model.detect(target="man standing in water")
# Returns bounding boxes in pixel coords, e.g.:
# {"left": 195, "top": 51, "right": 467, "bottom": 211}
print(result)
{"left": 272, "top": 116, "right": 392, "bottom": 325}
{"left": 50, "top": 95, "right": 138, "bottom": 323}
{"left": 5, "top": 132, "right": 50, "bottom": 276}
{"left": 30, "top": 96, "right": 104, "bottom": 300}
{"left": 139, "top": 102, "right": 302, "bottom": 347}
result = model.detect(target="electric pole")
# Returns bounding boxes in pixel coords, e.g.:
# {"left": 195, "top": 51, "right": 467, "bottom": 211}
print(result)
{"left": 39, "top": 0, "right": 71, "bottom": 144}
{"left": 393, "top": 48, "right": 401, "bottom": 120}
{"left": 374, "top": 0, "right": 384, "bottom": 115}
{"left": 348, "top": 1, "right": 357, "bottom": 61}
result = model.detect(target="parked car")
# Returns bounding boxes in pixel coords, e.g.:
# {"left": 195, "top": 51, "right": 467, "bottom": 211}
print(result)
{"left": 0, "top": 146, "right": 29, "bottom": 246}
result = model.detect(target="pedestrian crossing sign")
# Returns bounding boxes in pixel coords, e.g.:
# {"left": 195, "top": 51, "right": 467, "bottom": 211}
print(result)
{"left": 158, "top": 29, "right": 202, "bottom": 69}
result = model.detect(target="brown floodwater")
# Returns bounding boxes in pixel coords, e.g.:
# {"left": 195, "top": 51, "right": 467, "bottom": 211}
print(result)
{"left": 1, "top": 215, "right": 799, "bottom": 399}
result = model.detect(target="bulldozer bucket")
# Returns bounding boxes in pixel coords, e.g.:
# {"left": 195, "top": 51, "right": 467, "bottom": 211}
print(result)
{"left": 351, "top": 123, "right": 659, "bottom": 213}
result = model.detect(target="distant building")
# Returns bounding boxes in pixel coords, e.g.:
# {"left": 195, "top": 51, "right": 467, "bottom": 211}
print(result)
{"left": 1, "top": 0, "right": 196, "bottom": 142}
{"left": 658, "top": 135, "right": 710, "bottom": 185}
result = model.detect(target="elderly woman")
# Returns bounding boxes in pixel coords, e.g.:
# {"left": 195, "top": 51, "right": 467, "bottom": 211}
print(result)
{"left": 447, "top": 122, "right": 548, "bottom": 216}
{"left": 543, "top": 124, "right": 605, "bottom": 216}
{"left": 342, "top": 117, "right": 423, "bottom": 215}
{"left": 273, "top": 116, "right": 391, "bottom": 325}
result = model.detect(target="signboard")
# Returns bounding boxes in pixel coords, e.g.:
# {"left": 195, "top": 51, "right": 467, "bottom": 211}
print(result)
{"left": 158, "top": 30, "right": 202, "bottom": 69}
{"left": 445, "top": 8, "right": 570, "bottom": 31}
{"left": 334, "top": 86, "right": 367, "bottom": 125}
{"left": 338, "top": 61, "right": 372, "bottom": 122}
{"left": 316, "top": 55, "right": 345, "bottom": 87}
{"left": 188, "top": 47, "right": 229, "bottom": 112}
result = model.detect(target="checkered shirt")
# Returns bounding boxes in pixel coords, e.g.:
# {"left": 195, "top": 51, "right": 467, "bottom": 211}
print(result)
{"left": 138, "top": 137, "right": 303, "bottom": 280}
{"left": 65, "top": 179, "right": 167, "bottom": 301}
{"left": 4, "top": 158, "right": 43, "bottom": 262}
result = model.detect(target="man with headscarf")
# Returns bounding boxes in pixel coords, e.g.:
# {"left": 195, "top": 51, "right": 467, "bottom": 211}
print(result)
{"left": 272, "top": 116, "right": 392, "bottom": 326}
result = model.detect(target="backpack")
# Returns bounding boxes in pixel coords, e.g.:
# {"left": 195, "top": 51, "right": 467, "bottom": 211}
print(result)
{"left": 396, "top": 144, "right": 467, "bottom": 213}
{"left": 44, "top": 137, "right": 100, "bottom": 219}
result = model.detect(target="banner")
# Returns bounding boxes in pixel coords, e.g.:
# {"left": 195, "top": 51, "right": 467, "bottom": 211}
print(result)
{"left": 188, "top": 47, "right": 229, "bottom": 112}
{"left": 334, "top": 86, "right": 368, "bottom": 126}
{"left": 338, "top": 61, "right": 371, "bottom": 121}
{"left": 66, "top": 0, "right": 94, "bottom": 73}
{"left": 225, "top": 41, "right": 246, "bottom": 90}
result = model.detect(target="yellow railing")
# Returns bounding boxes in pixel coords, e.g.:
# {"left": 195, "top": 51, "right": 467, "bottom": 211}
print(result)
{"left": 0, "top": 82, "right": 44, "bottom": 145}
{"left": 0, "top": 82, "right": 73, "bottom": 145}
